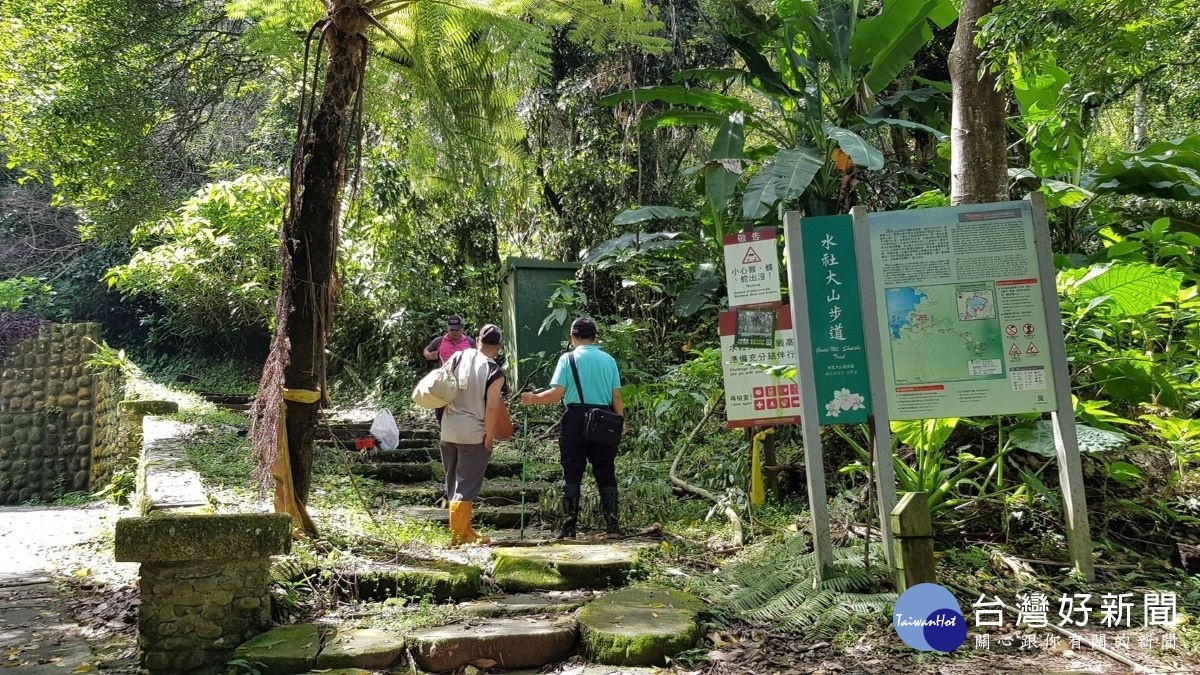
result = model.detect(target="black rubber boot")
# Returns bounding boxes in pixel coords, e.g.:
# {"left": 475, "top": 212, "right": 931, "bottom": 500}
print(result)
{"left": 557, "top": 484, "right": 580, "bottom": 540}
{"left": 600, "top": 486, "right": 620, "bottom": 535}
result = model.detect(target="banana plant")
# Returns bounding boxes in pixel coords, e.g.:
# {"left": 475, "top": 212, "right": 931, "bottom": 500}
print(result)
{"left": 603, "top": 0, "right": 955, "bottom": 241}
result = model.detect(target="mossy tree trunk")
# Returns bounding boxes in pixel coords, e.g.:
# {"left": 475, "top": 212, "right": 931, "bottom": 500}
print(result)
{"left": 280, "top": 0, "right": 367, "bottom": 502}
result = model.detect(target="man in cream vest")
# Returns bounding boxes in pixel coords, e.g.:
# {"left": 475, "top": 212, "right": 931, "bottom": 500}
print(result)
{"left": 439, "top": 324, "right": 508, "bottom": 545}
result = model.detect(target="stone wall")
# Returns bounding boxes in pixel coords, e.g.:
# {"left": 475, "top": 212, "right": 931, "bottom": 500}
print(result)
{"left": 115, "top": 513, "right": 291, "bottom": 674}
{"left": 0, "top": 322, "right": 123, "bottom": 504}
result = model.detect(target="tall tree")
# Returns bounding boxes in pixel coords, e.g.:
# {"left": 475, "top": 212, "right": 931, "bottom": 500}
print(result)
{"left": 949, "top": 0, "right": 1008, "bottom": 204}
{"left": 245, "top": 0, "right": 667, "bottom": 534}
{"left": 950, "top": 0, "right": 1008, "bottom": 204}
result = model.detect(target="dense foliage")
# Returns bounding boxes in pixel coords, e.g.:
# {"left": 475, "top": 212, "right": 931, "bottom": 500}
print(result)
{"left": 1, "top": 0, "right": 1198, "bottom": 572}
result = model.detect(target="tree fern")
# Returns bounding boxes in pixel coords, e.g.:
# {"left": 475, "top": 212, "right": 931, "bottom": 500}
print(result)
{"left": 691, "top": 538, "right": 896, "bottom": 639}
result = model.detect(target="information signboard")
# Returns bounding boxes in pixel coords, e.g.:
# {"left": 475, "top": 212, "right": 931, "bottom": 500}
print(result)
{"left": 723, "top": 227, "right": 781, "bottom": 308}
{"left": 718, "top": 305, "right": 801, "bottom": 428}
{"left": 798, "top": 215, "right": 871, "bottom": 425}
{"left": 862, "top": 202, "right": 1058, "bottom": 420}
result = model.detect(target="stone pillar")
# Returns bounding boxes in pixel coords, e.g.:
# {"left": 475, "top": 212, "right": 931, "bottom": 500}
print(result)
{"left": 115, "top": 513, "right": 291, "bottom": 674}
{"left": 93, "top": 399, "right": 176, "bottom": 488}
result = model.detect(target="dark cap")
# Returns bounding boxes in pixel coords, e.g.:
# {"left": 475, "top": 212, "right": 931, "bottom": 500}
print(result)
{"left": 570, "top": 317, "right": 597, "bottom": 339}
{"left": 446, "top": 314, "right": 463, "bottom": 330}
{"left": 479, "top": 324, "right": 502, "bottom": 345}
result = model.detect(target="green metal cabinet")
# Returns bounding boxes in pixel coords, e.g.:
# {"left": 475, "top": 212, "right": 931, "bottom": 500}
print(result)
{"left": 500, "top": 258, "right": 581, "bottom": 389}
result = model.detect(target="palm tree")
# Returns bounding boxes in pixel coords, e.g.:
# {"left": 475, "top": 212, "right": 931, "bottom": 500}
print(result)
{"left": 246, "top": 0, "right": 667, "bottom": 535}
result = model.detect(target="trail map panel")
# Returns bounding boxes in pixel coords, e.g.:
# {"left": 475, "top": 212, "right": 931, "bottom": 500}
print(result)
{"left": 866, "top": 202, "right": 1057, "bottom": 419}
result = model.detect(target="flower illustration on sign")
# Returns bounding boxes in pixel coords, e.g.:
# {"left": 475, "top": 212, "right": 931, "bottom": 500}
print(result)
{"left": 824, "top": 388, "right": 866, "bottom": 417}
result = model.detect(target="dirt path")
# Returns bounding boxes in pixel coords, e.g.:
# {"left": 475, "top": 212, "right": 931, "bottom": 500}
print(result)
{"left": 0, "top": 503, "right": 140, "bottom": 672}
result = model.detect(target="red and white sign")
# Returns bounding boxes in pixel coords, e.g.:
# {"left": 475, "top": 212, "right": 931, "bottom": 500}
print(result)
{"left": 723, "top": 227, "right": 781, "bottom": 308}
{"left": 719, "top": 304, "right": 801, "bottom": 428}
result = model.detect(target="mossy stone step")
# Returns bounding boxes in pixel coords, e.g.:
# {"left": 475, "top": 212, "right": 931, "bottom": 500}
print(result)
{"left": 313, "top": 628, "right": 405, "bottom": 669}
{"left": 351, "top": 446, "right": 438, "bottom": 463}
{"left": 384, "top": 481, "right": 548, "bottom": 507}
{"left": 491, "top": 544, "right": 638, "bottom": 592}
{"left": 578, "top": 584, "right": 705, "bottom": 666}
{"left": 232, "top": 624, "right": 320, "bottom": 674}
{"left": 337, "top": 560, "right": 482, "bottom": 602}
{"left": 409, "top": 617, "right": 577, "bottom": 673}
{"left": 350, "top": 462, "right": 436, "bottom": 483}
{"left": 321, "top": 438, "right": 436, "bottom": 454}
{"left": 319, "top": 424, "right": 438, "bottom": 442}
{"left": 458, "top": 592, "right": 593, "bottom": 618}
{"left": 395, "top": 505, "right": 531, "bottom": 529}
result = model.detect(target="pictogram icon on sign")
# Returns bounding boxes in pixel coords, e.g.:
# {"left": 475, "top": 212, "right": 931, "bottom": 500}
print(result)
{"left": 1026, "top": 342, "right": 1040, "bottom": 355}
{"left": 1005, "top": 324, "right": 1018, "bottom": 337}
{"left": 1022, "top": 323, "right": 1035, "bottom": 336}
{"left": 742, "top": 246, "right": 762, "bottom": 264}
{"left": 1008, "top": 344, "right": 1022, "bottom": 357}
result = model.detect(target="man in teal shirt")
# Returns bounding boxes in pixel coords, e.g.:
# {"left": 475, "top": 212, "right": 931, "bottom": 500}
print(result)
{"left": 520, "top": 317, "right": 624, "bottom": 539}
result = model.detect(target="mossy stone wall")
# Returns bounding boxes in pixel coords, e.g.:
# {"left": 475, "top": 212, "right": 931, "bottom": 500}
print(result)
{"left": 139, "top": 557, "right": 272, "bottom": 673}
{"left": 115, "top": 513, "right": 291, "bottom": 674}
{"left": 0, "top": 322, "right": 123, "bottom": 503}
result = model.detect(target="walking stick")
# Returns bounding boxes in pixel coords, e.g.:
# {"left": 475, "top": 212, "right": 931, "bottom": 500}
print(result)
{"left": 519, "top": 400, "right": 529, "bottom": 539}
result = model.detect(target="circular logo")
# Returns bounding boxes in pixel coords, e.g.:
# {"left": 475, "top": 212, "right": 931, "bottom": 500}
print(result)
{"left": 892, "top": 583, "right": 967, "bottom": 652}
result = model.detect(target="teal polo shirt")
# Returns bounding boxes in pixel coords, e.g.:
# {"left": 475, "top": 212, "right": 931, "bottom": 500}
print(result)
{"left": 550, "top": 345, "right": 621, "bottom": 406}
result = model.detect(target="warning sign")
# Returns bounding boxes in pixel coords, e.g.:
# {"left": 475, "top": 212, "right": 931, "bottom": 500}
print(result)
{"left": 719, "top": 305, "right": 800, "bottom": 428}
{"left": 723, "top": 228, "right": 781, "bottom": 308}
{"left": 1008, "top": 344, "right": 1022, "bottom": 357}
{"left": 1026, "top": 342, "right": 1040, "bottom": 355}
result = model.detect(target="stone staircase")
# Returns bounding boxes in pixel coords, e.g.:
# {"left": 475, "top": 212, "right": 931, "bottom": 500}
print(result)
{"left": 317, "top": 422, "right": 556, "bottom": 537}
{"left": 231, "top": 423, "right": 705, "bottom": 674}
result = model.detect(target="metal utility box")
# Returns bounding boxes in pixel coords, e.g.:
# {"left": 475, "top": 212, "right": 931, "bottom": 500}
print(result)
{"left": 500, "top": 258, "right": 581, "bottom": 388}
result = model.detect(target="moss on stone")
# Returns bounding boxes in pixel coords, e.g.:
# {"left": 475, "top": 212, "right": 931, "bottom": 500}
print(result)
{"left": 491, "top": 545, "right": 637, "bottom": 592}
{"left": 578, "top": 585, "right": 705, "bottom": 666}
{"left": 114, "top": 513, "right": 291, "bottom": 563}
{"left": 233, "top": 624, "right": 319, "bottom": 674}
{"left": 119, "top": 400, "right": 179, "bottom": 416}
{"left": 491, "top": 555, "right": 571, "bottom": 592}
{"left": 344, "top": 561, "right": 481, "bottom": 602}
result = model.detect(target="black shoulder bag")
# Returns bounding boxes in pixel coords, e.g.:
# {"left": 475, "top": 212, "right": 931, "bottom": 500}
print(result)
{"left": 568, "top": 353, "right": 624, "bottom": 447}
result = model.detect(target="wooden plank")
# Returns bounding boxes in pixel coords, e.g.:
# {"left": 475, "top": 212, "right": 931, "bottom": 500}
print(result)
{"left": 1030, "top": 193, "right": 1095, "bottom": 581}
{"left": 783, "top": 211, "right": 834, "bottom": 580}
{"left": 852, "top": 206, "right": 898, "bottom": 564}
{"left": 891, "top": 491, "right": 936, "bottom": 592}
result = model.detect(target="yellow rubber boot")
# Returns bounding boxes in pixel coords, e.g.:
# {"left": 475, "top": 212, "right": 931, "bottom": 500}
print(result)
{"left": 449, "top": 501, "right": 489, "bottom": 546}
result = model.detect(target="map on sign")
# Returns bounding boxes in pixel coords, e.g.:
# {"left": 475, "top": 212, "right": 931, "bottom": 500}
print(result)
{"left": 886, "top": 285, "right": 1004, "bottom": 385}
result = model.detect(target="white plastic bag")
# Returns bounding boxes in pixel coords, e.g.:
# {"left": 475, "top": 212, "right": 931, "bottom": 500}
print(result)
{"left": 369, "top": 409, "right": 400, "bottom": 451}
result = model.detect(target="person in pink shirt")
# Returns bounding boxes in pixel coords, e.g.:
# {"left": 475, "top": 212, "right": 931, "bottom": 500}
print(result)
{"left": 423, "top": 314, "right": 476, "bottom": 364}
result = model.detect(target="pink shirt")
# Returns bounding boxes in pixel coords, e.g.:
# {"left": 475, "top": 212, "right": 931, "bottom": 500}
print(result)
{"left": 431, "top": 333, "right": 474, "bottom": 364}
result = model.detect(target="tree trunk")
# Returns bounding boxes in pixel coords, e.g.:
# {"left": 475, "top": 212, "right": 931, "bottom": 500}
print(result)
{"left": 949, "top": 0, "right": 1007, "bottom": 205}
{"left": 282, "top": 0, "right": 368, "bottom": 502}
{"left": 1132, "top": 83, "right": 1148, "bottom": 150}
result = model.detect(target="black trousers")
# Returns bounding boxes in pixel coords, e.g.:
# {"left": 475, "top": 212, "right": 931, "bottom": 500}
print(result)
{"left": 558, "top": 406, "right": 618, "bottom": 488}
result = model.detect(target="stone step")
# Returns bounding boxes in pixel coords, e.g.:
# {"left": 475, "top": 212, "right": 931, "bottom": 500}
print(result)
{"left": 319, "top": 437, "right": 436, "bottom": 453}
{"left": 350, "top": 462, "right": 437, "bottom": 483}
{"left": 352, "top": 461, "right": 540, "bottom": 485}
{"left": 316, "top": 423, "right": 437, "bottom": 442}
{"left": 234, "top": 625, "right": 406, "bottom": 673}
{"left": 382, "top": 480, "right": 549, "bottom": 507}
{"left": 314, "top": 628, "right": 405, "bottom": 670}
{"left": 395, "top": 505, "right": 535, "bottom": 530}
{"left": 336, "top": 560, "right": 482, "bottom": 603}
{"left": 409, "top": 617, "right": 577, "bottom": 673}
{"left": 458, "top": 591, "right": 593, "bottom": 618}
{"left": 491, "top": 544, "right": 639, "bottom": 592}
{"left": 351, "top": 444, "right": 438, "bottom": 461}
{"left": 578, "top": 584, "right": 705, "bottom": 666}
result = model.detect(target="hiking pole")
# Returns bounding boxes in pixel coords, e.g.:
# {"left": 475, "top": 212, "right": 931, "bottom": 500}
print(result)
{"left": 519, "top": 397, "right": 530, "bottom": 540}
